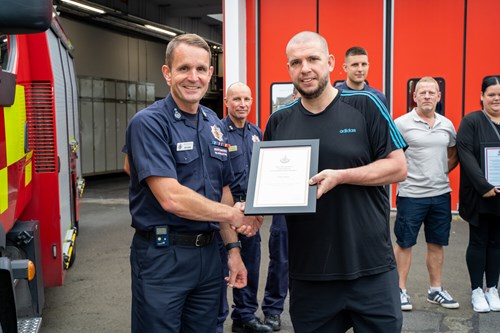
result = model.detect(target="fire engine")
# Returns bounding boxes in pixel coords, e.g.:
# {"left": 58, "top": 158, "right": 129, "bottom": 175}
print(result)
{"left": 0, "top": 1, "right": 83, "bottom": 332}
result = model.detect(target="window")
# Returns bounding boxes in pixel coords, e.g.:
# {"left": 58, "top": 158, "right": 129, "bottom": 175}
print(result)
{"left": 270, "top": 82, "right": 296, "bottom": 113}
{"left": 0, "top": 35, "right": 8, "bottom": 70}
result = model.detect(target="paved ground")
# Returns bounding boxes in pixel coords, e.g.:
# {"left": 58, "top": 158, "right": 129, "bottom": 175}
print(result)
{"left": 40, "top": 175, "right": 499, "bottom": 332}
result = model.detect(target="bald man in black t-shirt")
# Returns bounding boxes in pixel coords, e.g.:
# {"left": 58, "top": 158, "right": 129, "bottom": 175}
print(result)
{"left": 263, "top": 31, "right": 407, "bottom": 333}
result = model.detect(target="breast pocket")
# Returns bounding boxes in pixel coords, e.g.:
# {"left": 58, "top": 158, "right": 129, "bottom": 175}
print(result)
{"left": 208, "top": 145, "right": 228, "bottom": 162}
{"left": 171, "top": 147, "right": 200, "bottom": 182}
{"left": 207, "top": 145, "right": 229, "bottom": 187}
{"left": 229, "top": 148, "right": 243, "bottom": 160}
{"left": 228, "top": 149, "right": 245, "bottom": 174}
{"left": 173, "top": 148, "right": 200, "bottom": 165}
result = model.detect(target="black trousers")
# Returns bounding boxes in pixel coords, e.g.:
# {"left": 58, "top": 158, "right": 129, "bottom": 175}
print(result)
{"left": 466, "top": 213, "right": 500, "bottom": 289}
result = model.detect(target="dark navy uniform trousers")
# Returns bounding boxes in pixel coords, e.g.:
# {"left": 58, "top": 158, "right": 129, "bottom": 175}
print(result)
{"left": 216, "top": 231, "right": 262, "bottom": 330}
{"left": 262, "top": 215, "right": 289, "bottom": 317}
{"left": 131, "top": 232, "right": 221, "bottom": 333}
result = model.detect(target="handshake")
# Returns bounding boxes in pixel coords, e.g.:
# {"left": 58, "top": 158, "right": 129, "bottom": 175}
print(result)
{"left": 229, "top": 201, "right": 264, "bottom": 237}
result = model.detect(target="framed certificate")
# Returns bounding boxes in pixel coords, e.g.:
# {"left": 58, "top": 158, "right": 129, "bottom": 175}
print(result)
{"left": 244, "top": 139, "right": 319, "bottom": 215}
{"left": 481, "top": 143, "right": 500, "bottom": 188}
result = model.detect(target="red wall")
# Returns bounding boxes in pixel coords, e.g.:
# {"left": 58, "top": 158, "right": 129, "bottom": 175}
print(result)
{"left": 463, "top": 1, "right": 500, "bottom": 116}
{"left": 244, "top": 0, "right": 498, "bottom": 210}
{"left": 318, "top": 0, "right": 385, "bottom": 91}
{"left": 257, "top": 0, "right": 317, "bottom": 128}
{"left": 392, "top": 0, "right": 465, "bottom": 210}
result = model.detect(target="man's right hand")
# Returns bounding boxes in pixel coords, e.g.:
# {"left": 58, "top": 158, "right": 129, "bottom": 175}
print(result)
{"left": 231, "top": 202, "right": 264, "bottom": 236}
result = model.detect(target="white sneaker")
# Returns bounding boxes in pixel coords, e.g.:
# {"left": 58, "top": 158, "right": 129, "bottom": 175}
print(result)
{"left": 400, "top": 289, "right": 413, "bottom": 311}
{"left": 485, "top": 287, "right": 500, "bottom": 311}
{"left": 471, "top": 287, "right": 490, "bottom": 313}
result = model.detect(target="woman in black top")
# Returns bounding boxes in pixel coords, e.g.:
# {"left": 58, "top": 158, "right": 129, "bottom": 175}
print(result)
{"left": 457, "top": 75, "right": 500, "bottom": 313}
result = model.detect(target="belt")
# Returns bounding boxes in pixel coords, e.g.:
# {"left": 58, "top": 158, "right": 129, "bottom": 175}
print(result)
{"left": 135, "top": 229, "right": 215, "bottom": 247}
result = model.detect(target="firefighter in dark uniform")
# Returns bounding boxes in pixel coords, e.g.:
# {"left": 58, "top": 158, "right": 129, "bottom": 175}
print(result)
{"left": 261, "top": 88, "right": 302, "bottom": 332}
{"left": 262, "top": 214, "right": 288, "bottom": 331}
{"left": 216, "top": 82, "right": 272, "bottom": 333}
{"left": 125, "top": 34, "right": 263, "bottom": 333}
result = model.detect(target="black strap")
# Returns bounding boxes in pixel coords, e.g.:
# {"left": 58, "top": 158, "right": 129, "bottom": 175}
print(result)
{"left": 482, "top": 110, "right": 500, "bottom": 141}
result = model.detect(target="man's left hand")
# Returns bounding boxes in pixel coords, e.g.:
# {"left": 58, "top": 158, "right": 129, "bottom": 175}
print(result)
{"left": 226, "top": 249, "right": 247, "bottom": 288}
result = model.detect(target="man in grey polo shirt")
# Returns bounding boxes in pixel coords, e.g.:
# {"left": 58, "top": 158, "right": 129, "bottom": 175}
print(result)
{"left": 394, "top": 76, "right": 459, "bottom": 311}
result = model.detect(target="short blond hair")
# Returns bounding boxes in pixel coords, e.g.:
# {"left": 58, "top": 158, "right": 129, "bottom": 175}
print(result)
{"left": 165, "top": 34, "right": 211, "bottom": 68}
{"left": 415, "top": 76, "right": 440, "bottom": 92}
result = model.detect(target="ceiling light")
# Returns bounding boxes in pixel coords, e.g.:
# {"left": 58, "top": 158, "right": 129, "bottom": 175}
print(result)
{"left": 144, "top": 24, "right": 177, "bottom": 37}
{"left": 207, "top": 14, "right": 223, "bottom": 22}
{"left": 61, "top": 0, "right": 105, "bottom": 14}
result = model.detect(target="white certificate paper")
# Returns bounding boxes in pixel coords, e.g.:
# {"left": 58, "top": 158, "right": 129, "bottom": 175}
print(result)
{"left": 253, "top": 146, "right": 311, "bottom": 207}
{"left": 484, "top": 147, "right": 500, "bottom": 187}
{"left": 244, "top": 139, "right": 319, "bottom": 215}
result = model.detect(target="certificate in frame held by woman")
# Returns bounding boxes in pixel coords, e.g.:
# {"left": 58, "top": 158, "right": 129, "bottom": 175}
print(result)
{"left": 244, "top": 139, "right": 319, "bottom": 215}
{"left": 481, "top": 143, "right": 500, "bottom": 188}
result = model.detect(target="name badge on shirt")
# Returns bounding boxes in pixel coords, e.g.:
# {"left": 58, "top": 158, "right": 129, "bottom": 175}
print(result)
{"left": 228, "top": 145, "right": 238, "bottom": 152}
{"left": 177, "top": 141, "right": 194, "bottom": 151}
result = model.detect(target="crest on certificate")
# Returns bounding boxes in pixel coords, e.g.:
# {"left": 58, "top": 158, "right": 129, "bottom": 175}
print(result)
{"left": 280, "top": 155, "right": 290, "bottom": 163}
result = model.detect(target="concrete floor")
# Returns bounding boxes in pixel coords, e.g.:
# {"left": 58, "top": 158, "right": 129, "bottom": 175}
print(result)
{"left": 39, "top": 175, "right": 500, "bottom": 332}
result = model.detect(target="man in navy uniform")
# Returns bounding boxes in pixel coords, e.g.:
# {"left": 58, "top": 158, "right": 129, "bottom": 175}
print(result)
{"left": 261, "top": 88, "right": 301, "bottom": 332}
{"left": 216, "top": 82, "right": 272, "bottom": 333}
{"left": 125, "top": 33, "right": 263, "bottom": 333}
{"left": 337, "top": 46, "right": 388, "bottom": 108}
{"left": 261, "top": 214, "right": 288, "bottom": 332}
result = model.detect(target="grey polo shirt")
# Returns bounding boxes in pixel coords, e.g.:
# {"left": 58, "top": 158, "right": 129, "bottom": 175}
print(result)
{"left": 395, "top": 108, "right": 456, "bottom": 198}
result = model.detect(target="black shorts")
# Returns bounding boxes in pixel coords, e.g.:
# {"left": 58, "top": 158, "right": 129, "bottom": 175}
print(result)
{"left": 289, "top": 269, "right": 402, "bottom": 333}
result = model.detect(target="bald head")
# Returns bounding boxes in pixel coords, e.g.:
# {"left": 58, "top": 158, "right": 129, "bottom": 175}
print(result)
{"left": 225, "top": 82, "right": 253, "bottom": 128}
{"left": 226, "top": 82, "right": 251, "bottom": 96}
{"left": 286, "top": 31, "right": 329, "bottom": 58}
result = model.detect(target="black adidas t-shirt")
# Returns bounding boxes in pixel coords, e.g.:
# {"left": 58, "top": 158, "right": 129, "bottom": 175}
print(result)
{"left": 264, "top": 90, "right": 406, "bottom": 280}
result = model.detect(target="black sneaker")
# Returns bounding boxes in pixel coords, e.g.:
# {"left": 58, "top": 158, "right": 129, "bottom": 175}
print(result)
{"left": 427, "top": 289, "right": 459, "bottom": 309}
{"left": 232, "top": 318, "right": 273, "bottom": 333}
{"left": 264, "top": 314, "right": 281, "bottom": 331}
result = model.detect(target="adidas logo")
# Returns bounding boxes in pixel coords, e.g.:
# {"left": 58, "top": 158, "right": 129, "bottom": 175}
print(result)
{"left": 339, "top": 128, "right": 357, "bottom": 134}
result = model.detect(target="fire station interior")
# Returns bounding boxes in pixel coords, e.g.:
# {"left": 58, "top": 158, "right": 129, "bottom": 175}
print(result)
{"left": 47, "top": 0, "right": 223, "bottom": 178}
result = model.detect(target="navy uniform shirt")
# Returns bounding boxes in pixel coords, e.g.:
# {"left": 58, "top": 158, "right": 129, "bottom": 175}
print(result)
{"left": 125, "top": 94, "right": 234, "bottom": 232}
{"left": 337, "top": 81, "right": 388, "bottom": 108}
{"left": 222, "top": 116, "right": 262, "bottom": 200}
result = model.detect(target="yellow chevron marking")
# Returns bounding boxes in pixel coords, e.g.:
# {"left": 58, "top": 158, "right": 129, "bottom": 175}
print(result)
{"left": 5, "top": 85, "right": 27, "bottom": 166}
{"left": 25, "top": 160, "right": 32, "bottom": 186}
{"left": 0, "top": 167, "right": 7, "bottom": 214}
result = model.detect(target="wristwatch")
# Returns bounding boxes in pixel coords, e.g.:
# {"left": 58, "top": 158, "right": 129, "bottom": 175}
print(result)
{"left": 225, "top": 241, "right": 242, "bottom": 251}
